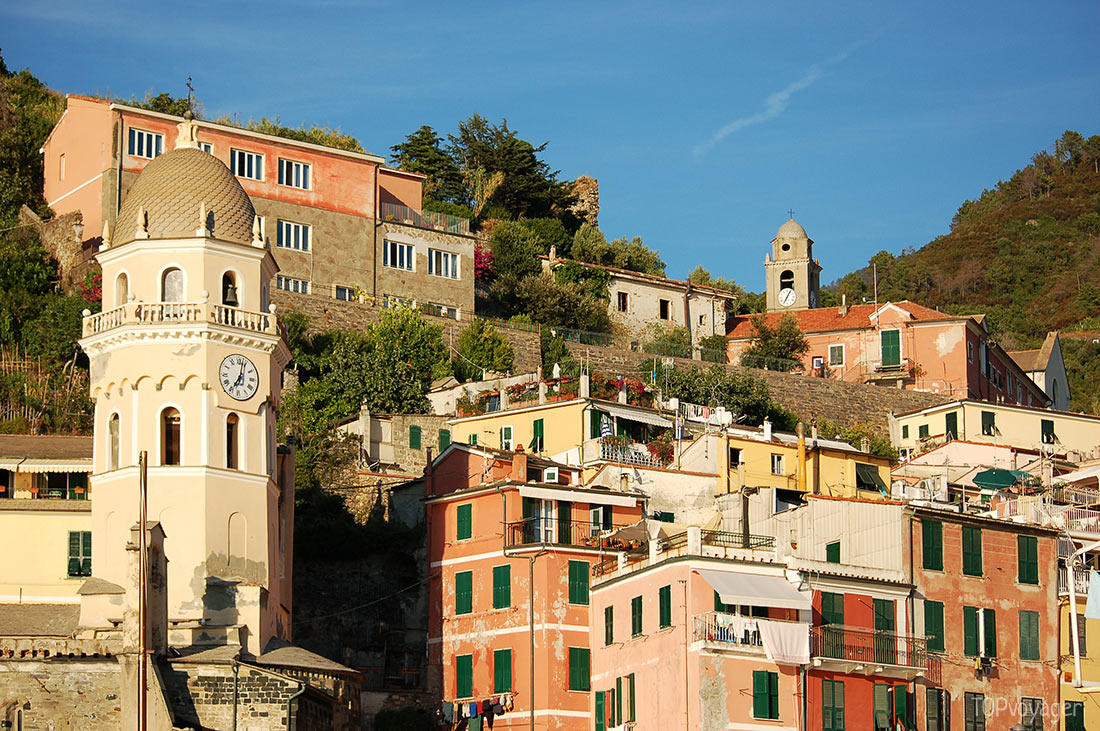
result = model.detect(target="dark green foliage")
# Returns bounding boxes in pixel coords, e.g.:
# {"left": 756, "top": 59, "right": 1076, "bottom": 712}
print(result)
{"left": 742, "top": 315, "right": 809, "bottom": 370}
{"left": 0, "top": 56, "right": 64, "bottom": 225}
{"left": 454, "top": 318, "right": 514, "bottom": 381}
{"left": 688, "top": 266, "right": 764, "bottom": 314}
{"left": 553, "top": 260, "right": 610, "bottom": 301}
{"left": 816, "top": 418, "right": 898, "bottom": 462}
{"left": 514, "top": 273, "right": 613, "bottom": 332}
{"left": 126, "top": 92, "right": 192, "bottom": 117}
{"left": 570, "top": 223, "right": 666, "bottom": 276}
{"left": 540, "top": 328, "right": 582, "bottom": 377}
{"left": 213, "top": 115, "right": 364, "bottom": 153}
{"left": 521, "top": 217, "right": 572, "bottom": 254}
{"left": 22, "top": 293, "right": 87, "bottom": 363}
{"left": 422, "top": 198, "right": 474, "bottom": 221}
{"left": 699, "top": 334, "right": 729, "bottom": 362}
{"left": 1062, "top": 339, "right": 1100, "bottom": 414}
{"left": 643, "top": 326, "right": 693, "bottom": 358}
{"left": 643, "top": 359, "right": 796, "bottom": 429}
{"left": 390, "top": 125, "right": 465, "bottom": 203}
{"left": 488, "top": 221, "right": 542, "bottom": 282}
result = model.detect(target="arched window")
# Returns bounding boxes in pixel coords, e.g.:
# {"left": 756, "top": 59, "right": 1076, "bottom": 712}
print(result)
{"left": 115, "top": 273, "right": 129, "bottom": 308}
{"left": 226, "top": 413, "right": 239, "bottom": 469}
{"left": 108, "top": 413, "right": 120, "bottom": 470}
{"left": 161, "top": 408, "right": 181, "bottom": 466}
{"left": 221, "top": 272, "right": 239, "bottom": 307}
{"left": 780, "top": 270, "right": 795, "bottom": 289}
{"left": 161, "top": 268, "right": 184, "bottom": 302}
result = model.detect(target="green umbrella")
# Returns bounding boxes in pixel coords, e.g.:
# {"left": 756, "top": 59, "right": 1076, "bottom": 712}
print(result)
{"left": 973, "top": 468, "right": 1030, "bottom": 491}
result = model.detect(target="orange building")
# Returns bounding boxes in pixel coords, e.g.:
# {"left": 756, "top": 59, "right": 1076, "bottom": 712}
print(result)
{"left": 726, "top": 301, "right": 1048, "bottom": 406}
{"left": 425, "top": 443, "right": 644, "bottom": 729}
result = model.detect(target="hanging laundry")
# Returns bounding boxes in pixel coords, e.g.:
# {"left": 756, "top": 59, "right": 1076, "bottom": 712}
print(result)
{"left": 442, "top": 702, "right": 453, "bottom": 723}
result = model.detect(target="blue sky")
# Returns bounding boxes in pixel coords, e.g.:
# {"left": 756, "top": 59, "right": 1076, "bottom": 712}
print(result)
{"left": 4, "top": 0, "right": 1098, "bottom": 291}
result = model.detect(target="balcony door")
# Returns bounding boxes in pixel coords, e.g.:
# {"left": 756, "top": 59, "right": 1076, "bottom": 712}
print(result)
{"left": 873, "top": 598, "right": 897, "bottom": 664}
{"left": 880, "top": 329, "right": 901, "bottom": 367}
{"left": 522, "top": 497, "right": 555, "bottom": 543}
{"left": 821, "top": 592, "right": 845, "bottom": 659}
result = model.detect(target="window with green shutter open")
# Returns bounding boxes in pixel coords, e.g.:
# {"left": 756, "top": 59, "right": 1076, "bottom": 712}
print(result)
{"left": 823, "top": 679, "right": 845, "bottom": 730}
{"left": 873, "top": 684, "right": 890, "bottom": 730}
{"left": 493, "top": 565, "right": 510, "bottom": 609}
{"left": 615, "top": 676, "right": 623, "bottom": 723}
{"left": 455, "top": 571, "right": 472, "bottom": 615}
{"left": 631, "top": 596, "right": 642, "bottom": 636}
{"left": 456, "top": 503, "right": 472, "bottom": 541}
{"left": 962, "top": 525, "right": 983, "bottom": 576}
{"left": 752, "top": 670, "right": 779, "bottom": 719}
{"left": 659, "top": 585, "right": 672, "bottom": 628}
{"left": 456, "top": 654, "right": 473, "bottom": 698}
{"left": 925, "top": 600, "right": 945, "bottom": 652}
{"left": 983, "top": 608, "right": 997, "bottom": 658}
{"left": 409, "top": 425, "right": 421, "bottom": 449}
{"left": 532, "top": 418, "right": 544, "bottom": 452}
{"left": 964, "top": 606, "right": 979, "bottom": 656}
{"left": 1018, "top": 535, "right": 1038, "bottom": 584}
{"left": 922, "top": 520, "right": 943, "bottom": 571}
{"left": 493, "top": 648, "right": 512, "bottom": 692}
{"left": 568, "top": 560, "right": 589, "bottom": 605}
{"left": 68, "top": 531, "right": 91, "bottom": 577}
{"left": 945, "top": 411, "right": 958, "bottom": 440}
{"left": 595, "top": 690, "right": 605, "bottom": 731}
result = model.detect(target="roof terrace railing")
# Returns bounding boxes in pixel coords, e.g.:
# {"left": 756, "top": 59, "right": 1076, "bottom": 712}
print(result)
{"left": 380, "top": 202, "right": 470, "bottom": 235}
{"left": 505, "top": 518, "right": 641, "bottom": 550}
{"left": 83, "top": 302, "right": 279, "bottom": 337}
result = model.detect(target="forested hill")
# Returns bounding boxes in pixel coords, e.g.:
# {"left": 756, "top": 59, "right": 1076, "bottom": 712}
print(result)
{"left": 827, "top": 130, "right": 1100, "bottom": 411}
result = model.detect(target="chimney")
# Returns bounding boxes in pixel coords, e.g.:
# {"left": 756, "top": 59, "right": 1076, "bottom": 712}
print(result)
{"left": 797, "top": 422, "right": 807, "bottom": 493}
{"left": 763, "top": 419, "right": 773, "bottom": 442}
{"left": 511, "top": 446, "right": 528, "bottom": 482}
{"left": 839, "top": 294, "right": 849, "bottom": 317}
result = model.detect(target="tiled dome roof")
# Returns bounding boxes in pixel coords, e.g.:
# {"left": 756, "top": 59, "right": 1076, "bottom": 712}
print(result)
{"left": 776, "top": 218, "right": 808, "bottom": 239}
{"left": 115, "top": 147, "right": 255, "bottom": 246}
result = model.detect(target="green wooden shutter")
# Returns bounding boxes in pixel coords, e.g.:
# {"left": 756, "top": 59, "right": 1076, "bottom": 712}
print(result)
{"left": 627, "top": 673, "right": 635, "bottom": 721}
{"left": 608, "top": 688, "right": 616, "bottom": 727}
{"left": 981, "top": 411, "right": 995, "bottom": 436}
{"left": 595, "top": 690, "right": 605, "bottom": 731}
{"left": 568, "top": 560, "right": 589, "bottom": 605}
{"left": 824, "top": 680, "right": 845, "bottom": 730}
{"left": 659, "top": 585, "right": 672, "bottom": 628}
{"left": 1019, "top": 610, "right": 1039, "bottom": 660}
{"left": 893, "top": 688, "right": 909, "bottom": 731}
{"left": 631, "top": 596, "right": 642, "bottom": 636}
{"left": 456, "top": 654, "right": 473, "bottom": 698}
{"left": 493, "top": 565, "right": 510, "bottom": 609}
{"left": 922, "top": 520, "right": 943, "bottom": 571}
{"left": 925, "top": 600, "right": 945, "bottom": 652}
{"left": 873, "top": 684, "right": 890, "bottom": 730}
{"left": 983, "top": 608, "right": 996, "bottom": 658}
{"left": 768, "top": 671, "right": 779, "bottom": 719}
{"left": 439, "top": 429, "right": 451, "bottom": 451}
{"left": 493, "top": 648, "right": 512, "bottom": 692}
{"left": 469, "top": 433, "right": 477, "bottom": 446}
{"left": 409, "top": 425, "right": 421, "bottom": 449}
{"left": 823, "top": 681, "right": 834, "bottom": 731}
{"left": 826, "top": 541, "right": 841, "bottom": 563}
{"left": 68, "top": 531, "right": 82, "bottom": 577}
{"left": 590, "top": 409, "right": 601, "bottom": 439}
{"left": 918, "top": 424, "right": 930, "bottom": 439}
{"left": 456, "top": 503, "right": 472, "bottom": 540}
{"left": 963, "top": 526, "right": 983, "bottom": 576}
{"left": 604, "top": 606, "right": 614, "bottom": 646}
{"left": 1018, "top": 535, "right": 1038, "bottom": 584}
{"left": 945, "top": 411, "right": 958, "bottom": 439}
{"left": 558, "top": 500, "right": 572, "bottom": 545}
{"left": 615, "top": 677, "right": 623, "bottom": 724}
{"left": 963, "top": 606, "right": 979, "bottom": 656}
{"left": 822, "top": 592, "right": 844, "bottom": 624}
{"left": 568, "top": 648, "right": 589, "bottom": 691}
{"left": 881, "top": 329, "right": 901, "bottom": 367}
{"left": 455, "top": 571, "right": 472, "bottom": 615}
{"left": 532, "top": 418, "right": 544, "bottom": 452}
{"left": 752, "top": 671, "right": 768, "bottom": 719}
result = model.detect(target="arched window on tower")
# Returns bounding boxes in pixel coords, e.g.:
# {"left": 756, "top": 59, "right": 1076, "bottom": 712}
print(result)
{"left": 780, "top": 270, "right": 795, "bottom": 290}
{"left": 108, "top": 413, "right": 120, "bottom": 470}
{"left": 226, "top": 413, "right": 239, "bottom": 469}
{"left": 161, "top": 408, "right": 181, "bottom": 466}
{"left": 115, "top": 273, "right": 129, "bottom": 308}
{"left": 162, "top": 268, "right": 184, "bottom": 302}
{"left": 222, "top": 272, "right": 239, "bottom": 307}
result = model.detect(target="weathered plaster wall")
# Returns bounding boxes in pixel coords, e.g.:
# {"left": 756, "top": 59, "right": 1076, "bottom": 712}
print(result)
{"left": 0, "top": 659, "right": 123, "bottom": 729}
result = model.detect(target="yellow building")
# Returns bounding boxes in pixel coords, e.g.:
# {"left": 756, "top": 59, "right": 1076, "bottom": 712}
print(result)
{"left": 0, "top": 435, "right": 93, "bottom": 602}
{"left": 1060, "top": 586, "right": 1097, "bottom": 731}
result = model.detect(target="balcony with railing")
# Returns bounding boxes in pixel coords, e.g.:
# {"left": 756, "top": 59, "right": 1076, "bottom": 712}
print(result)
{"left": 379, "top": 202, "right": 470, "bottom": 235}
{"left": 505, "top": 518, "right": 638, "bottom": 550}
{"left": 811, "top": 625, "right": 938, "bottom": 682}
{"left": 1060, "top": 566, "right": 1091, "bottom": 595}
{"left": 694, "top": 611, "right": 764, "bottom": 652}
{"left": 592, "top": 527, "right": 776, "bottom": 580}
{"left": 83, "top": 301, "right": 280, "bottom": 338}
{"left": 582, "top": 437, "right": 661, "bottom": 467}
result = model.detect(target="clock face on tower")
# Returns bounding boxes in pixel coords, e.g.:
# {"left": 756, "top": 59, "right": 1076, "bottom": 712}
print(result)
{"left": 778, "top": 288, "right": 797, "bottom": 307}
{"left": 219, "top": 354, "right": 259, "bottom": 401}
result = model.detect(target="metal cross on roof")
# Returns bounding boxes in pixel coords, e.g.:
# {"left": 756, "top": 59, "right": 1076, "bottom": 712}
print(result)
{"left": 186, "top": 76, "right": 194, "bottom": 114}
{"left": 788, "top": 208, "right": 795, "bottom": 219}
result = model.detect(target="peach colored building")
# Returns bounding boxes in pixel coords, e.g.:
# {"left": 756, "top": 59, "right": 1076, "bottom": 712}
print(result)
{"left": 726, "top": 301, "right": 1048, "bottom": 407}
{"left": 425, "top": 443, "right": 644, "bottom": 730}
{"left": 41, "top": 95, "right": 476, "bottom": 317}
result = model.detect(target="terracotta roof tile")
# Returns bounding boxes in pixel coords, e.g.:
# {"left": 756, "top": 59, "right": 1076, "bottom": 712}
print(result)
{"left": 0, "top": 435, "right": 92, "bottom": 460}
{"left": 726, "top": 301, "right": 957, "bottom": 338}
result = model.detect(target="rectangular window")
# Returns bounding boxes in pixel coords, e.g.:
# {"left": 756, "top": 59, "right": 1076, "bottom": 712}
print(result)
{"left": 568, "top": 560, "right": 589, "bottom": 605}
{"left": 873, "top": 684, "right": 890, "bottom": 730}
{"left": 962, "top": 525, "right": 983, "bottom": 576}
{"left": 604, "top": 605, "right": 614, "bottom": 646}
{"left": 532, "top": 418, "right": 545, "bottom": 452}
{"left": 383, "top": 240, "right": 414, "bottom": 271}
{"left": 566, "top": 647, "right": 589, "bottom": 691}
{"left": 945, "top": 411, "right": 958, "bottom": 439}
{"left": 1041, "top": 419, "right": 1055, "bottom": 444}
{"left": 659, "top": 299, "right": 670, "bottom": 320}
{"left": 924, "top": 600, "right": 945, "bottom": 652}
{"left": 631, "top": 595, "right": 643, "bottom": 637}
{"left": 278, "top": 158, "right": 311, "bottom": 189}
{"left": 918, "top": 424, "right": 930, "bottom": 439}
{"left": 1066, "top": 701, "right": 1086, "bottom": 731}
{"left": 981, "top": 410, "right": 996, "bottom": 436}
{"left": 902, "top": 425, "right": 909, "bottom": 439}
{"left": 455, "top": 570, "right": 472, "bottom": 615}
{"left": 59, "top": 153, "right": 65, "bottom": 180}
{"left": 1019, "top": 609, "right": 1040, "bottom": 660}
{"left": 492, "top": 564, "right": 510, "bottom": 609}
{"left": 456, "top": 503, "right": 472, "bottom": 541}
{"left": 275, "top": 275, "right": 310, "bottom": 294}
{"left": 468, "top": 433, "right": 477, "bottom": 446}
{"left": 456, "top": 654, "right": 473, "bottom": 699}
{"left": 617, "top": 292, "right": 628, "bottom": 312}
{"left": 1021, "top": 697, "right": 1043, "bottom": 731}
{"left": 823, "top": 679, "right": 845, "bottom": 731}
{"left": 826, "top": 541, "right": 841, "bottom": 563}
{"left": 729, "top": 447, "right": 742, "bottom": 466}
{"left": 1074, "top": 613, "right": 1087, "bottom": 655}
{"left": 409, "top": 425, "right": 422, "bottom": 450}
{"left": 335, "top": 285, "right": 356, "bottom": 301}
{"left": 492, "top": 648, "right": 512, "bottom": 693}
{"left": 1018, "top": 535, "right": 1039, "bottom": 584}
{"left": 428, "top": 248, "right": 459, "bottom": 279}
{"left": 926, "top": 688, "right": 945, "bottom": 731}
{"left": 964, "top": 692, "right": 985, "bottom": 731}
{"left": 382, "top": 293, "right": 414, "bottom": 309}
{"left": 964, "top": 606, "right": 979, "bottom": 657}
{"left": 128, "top": 128, "right": 164, "bottom": 159}
{"left": 276, "top": 219, "right": 310, "bottom": 251}
{"left": 501, "top": 425, "right": 513, "bottom": 451}
{"left": 881, "top": 329, "right": 901, "bottom": 367}
{"left": 439, "top": 429, "right": 451, "bottom": 452}
{"left": 230, "top": 148, "right": 264, "bottom": 180}
{"left": 984, "top": 607, "right": 997, "bottom": 658}
{"left": 659, "top": 585, "right": 672, "bottom": 628}
{"left": 922, "top": 520, "right": 943, "bottom": 571}
{"left": 828, "top": 344, "right": 844, "bottom": 366}
{"left": 199, "top": 141, "right": 213, "bottom": 154}
{"left": 771, "top": 454, "right": 784, "bottom": 475}
{"left": 67, "top": 531, "right": 91, "bottom": 577}
{"left": 752, "top": 670, "right": 779, "bottom": 720}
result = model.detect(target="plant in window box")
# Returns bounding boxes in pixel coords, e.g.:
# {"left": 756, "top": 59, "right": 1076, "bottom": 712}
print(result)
{"left": 456, "top": 394, "right": 478, "bottom": 416}
{"left": 646, "top": 432, "right": 675, "bottom": 465}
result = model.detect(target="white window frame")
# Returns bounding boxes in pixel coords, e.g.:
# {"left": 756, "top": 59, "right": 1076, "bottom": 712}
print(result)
{"left": 276, "top": 220, "right": 310, "bottom": 251}
{"left": 428, "top": 302, "right": 459, "bottom": 320}
{"left": 199, "top": 142, "right": 213, "bottom": 154}
{"left": 278, "top": 158, "right": 312, "bottom": 190}
{"left": 828, "top": 344, "right": 845, "bottom": 366}
{"left": 128, "top": 128, "right": 164, "bottom": 159}
{"left": 335, "top": 285, "right": 356, "bottom": 302}
{"left": 276, "top": 275, "right": 309, "bottom": 294}
{"left": 428, "top": 248, "right": 459, "bottom": 279}
{"left": 501, "top": 425, "right": 514, "bottom": 451}
{"left": 770, "top": 454, "right": 784, "bottom": 476}
{"left": 544, "top": 467, "right": 559, "bottom": 483}
{"left": 383, "top": 240, "right": 415, "bottom": 271}
{"left": 230, "top": 148, "right": 264, "bottom": 181}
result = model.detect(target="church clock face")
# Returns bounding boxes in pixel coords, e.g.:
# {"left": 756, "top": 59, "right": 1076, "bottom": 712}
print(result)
{"left": 778, "top": 288, "right": 797, "bottom": 307}
{"left": 219, "top": 354, "right": 259, "bottom": 401}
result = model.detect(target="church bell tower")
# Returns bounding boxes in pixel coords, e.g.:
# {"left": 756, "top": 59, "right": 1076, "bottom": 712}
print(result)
{"left": 78, "top": 117, "right": 293, "bottom": 656}
{"left": 764, "top": 216, "right": 821, "bottom": 312}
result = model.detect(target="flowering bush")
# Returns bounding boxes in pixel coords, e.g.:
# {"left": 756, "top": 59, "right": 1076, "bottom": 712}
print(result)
{"left": 79, "top": 271, "right": 102, "bottom": 303}
{"left": 474, "top": 243, "right": 495, "bottom": 284}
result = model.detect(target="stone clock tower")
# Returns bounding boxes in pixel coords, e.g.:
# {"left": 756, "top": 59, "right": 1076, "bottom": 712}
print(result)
{"left": 764, "top": 217, "right": 821, "bottom": 312}
{"left": 79, "top": 118, "right": 293, "bottom": 656}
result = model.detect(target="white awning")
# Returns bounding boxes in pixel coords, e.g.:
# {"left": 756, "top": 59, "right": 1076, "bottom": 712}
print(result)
{"left": 1061, "top": 465, "right": 1100, "bottom": 485}
{"left": 596, "top": 403, "right": 672, "bottom": 428}
{"left": 16, "top": 459, "right": 92, "bottom": 473}
{"left": 518, "top": 485, "right": 639, "bottom": 508}
{"left": 0, "top": 458, "right": 23, "bottom": 470}
{"left": 697, "top": 568, "right": 811, "bottom": 610}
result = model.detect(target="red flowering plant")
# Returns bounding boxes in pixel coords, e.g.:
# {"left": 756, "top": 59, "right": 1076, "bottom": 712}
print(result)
{"left": 474, "top": 243, "right": 494, "bottom": 284}
{"left": 79, "top": 270, "right": 103, "bottom": 303}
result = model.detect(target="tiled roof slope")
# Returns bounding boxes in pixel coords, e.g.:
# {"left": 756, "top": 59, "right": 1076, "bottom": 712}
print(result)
{"left": 0, "top": 434, "right": 93, "bottom": 459}
{"left": 727, "top": 301, "right": 958, "bottom": 339}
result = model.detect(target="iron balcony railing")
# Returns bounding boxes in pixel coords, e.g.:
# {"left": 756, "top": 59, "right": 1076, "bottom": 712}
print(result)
{"left": 657, "top": 530, "right": 775, "bottom": 552}
{"left": 597, "top": 439, "right": 659, "bottom": 467}
{"left": 811, "top": 625, "right": 931, "bottom": 672}
{"left": 379, "top": 202, "right": 470, "bottom": 235}
{"left": 1059, "top": 566, "right": 1091, "bottom": 595}
{"left": 505, "top": 518, "right": 638, "bottom": 549}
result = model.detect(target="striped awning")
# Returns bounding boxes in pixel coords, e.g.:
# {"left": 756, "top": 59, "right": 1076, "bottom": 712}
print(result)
{"left": 596, "top": 403, "right": 672, "bottom": 428}
{"left": 14, "top": 459, "right": 92, "bottom": 473}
